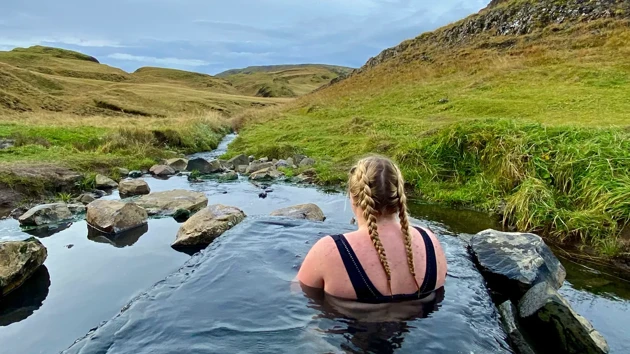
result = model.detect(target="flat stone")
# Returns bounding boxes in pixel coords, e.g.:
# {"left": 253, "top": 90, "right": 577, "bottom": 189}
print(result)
{"left": 87, "top": 200, "right": 148, "bottom": 234}
{"left": 519, "top": 282, "right": 609, "bottom": 354}
{"left": 119, "top": 179, "right": 151, "bottom": 197}
{"left": 173, "top": 204, "right": 246, "bottom": 248}
{"left": 249, "top": 167, "right": 284, "bottom": 181}
{"left": 245, "top": 161, "right": 274, "bottom": 174}
{"left": 18, "top": 203, "right": 73, "bottom": 226}
{"left": 270, "top": 203, "right": 325, "bottom": 221}
{"left": 186, "top": 158, "right": 222, "bottom": 174}
{"left": 135, "top": 190, "right": 208, "bottom": 215}
{"left": 0, "top": 237, "right": 47, "bottom": 296}
{"left": 469, "top": 229, "right": 566, "bottom": 299}
{"left": 165, "top": 158, "right": 188, "bottom": 172}
{"left": 95, "top": 174, "right": 118, "bottom": 189}
{"left": 150, "top": 165, "right": 176, "bottom": 177}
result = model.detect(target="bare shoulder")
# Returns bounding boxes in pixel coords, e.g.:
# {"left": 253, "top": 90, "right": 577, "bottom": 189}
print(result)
{"left": 411, "top": 225, "right": 447, "bottom": 286}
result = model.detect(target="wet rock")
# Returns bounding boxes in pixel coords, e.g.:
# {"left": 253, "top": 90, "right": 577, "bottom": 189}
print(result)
{"left": 236, "top": 165, "right": 248, "bottom": 174}
{"left": 186, "top": 158, "right": 222, "bottom": 174}
{"left": 219, "top": 171, "right": 238, "bottom": 181}
{"left": 116, "top": 168, "right": 130, "bottom": 177}
{"left": 18, "top": 203, "right": 73, "bottom": 226}
{"left": 135, "top": 190, "right": 208, "bottom": 215}
{"left": 293, "top": 154, "right": 306, "bottom": 165}
{"left": 165, "top": 158, "right": 188, "bottom": 172}
{"left": 67, "top": 204, "right": 86, "bottom": 215}
{"left": 172, "top": 204, "right": 246, "bottom": 248}
{"left": 299, "top": 157, "right": 316, "bottom": 167}
{"left": 245, "top": 161, "right": 274, "bottom": 174}
{"left": 149, "top": 165, "right": 176, "bottom": 177}
{"left": 0, "top": 237, "right": 47, "bottom": 296}
{"left": 91, "top": 190, "right": 107, "bottom": 198}
{"left": 270, "top": 203, "right": 325, "bottom": 221}
{"left": 250, "top": 167, "right": 284, "bottom": 181}
{"left": 119, "top": 180, "right": 151, "bottom": 197}
{"left": 87, "top": 200, "right": 148, "bottom": 234}
{"left": 258, "top": 192, "right": 267, "bottom": 199}
{"left": 498, "top": 301, "right": 535, "bottom": 354}
{"left": 128, "top": 171, "right": 143, "bottom": 178}
{"left": 518, "top": 282, "right": 609, "bottom": 354}
{"left": 95, "top": 174, "right": 118, "bottom": 189}
{"left": 228, "top": 154, "right": 249, "bottom": 168}
{"left": 275, "top": 159, "right": 290, "bottom": 168}
{"left": 172, "top": 209, "right": 191, "bottom": 223}
{"left": 469, "top": 229, "right": 566, "bottom": 299}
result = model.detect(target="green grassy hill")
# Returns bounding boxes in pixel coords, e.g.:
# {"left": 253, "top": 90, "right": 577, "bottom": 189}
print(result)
{"left": 217, "top": 64, "right": 354, "bottom": 97}
{"left": 229, "top": 0, "right": 630, "bottom": 255}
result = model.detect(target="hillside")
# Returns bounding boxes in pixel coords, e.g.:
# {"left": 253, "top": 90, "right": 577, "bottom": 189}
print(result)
{"left": 0, "top": 46, "right": 287, "bottom": 117}
{"left": 217, "top": 64, "right": 354, "bottom": 97}
{"left": 229, "top": 0, "right": 630, "bottom": 255}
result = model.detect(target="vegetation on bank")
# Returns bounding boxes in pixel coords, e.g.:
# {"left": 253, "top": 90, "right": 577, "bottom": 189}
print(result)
{"left": 227, "top": 5, "right": 630, "bottom": 255}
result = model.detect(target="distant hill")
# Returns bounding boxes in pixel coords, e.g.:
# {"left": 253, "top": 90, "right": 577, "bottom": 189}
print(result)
{"left": 216, "top": 64, "right": 354, "bottom": 98}
{"left": 0, "top": 46, "right": 287, "bottom": 117}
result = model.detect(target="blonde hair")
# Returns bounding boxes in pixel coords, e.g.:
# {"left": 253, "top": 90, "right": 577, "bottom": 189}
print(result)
{"left": 348, "top": 156, "right": 421, "bottom": 296}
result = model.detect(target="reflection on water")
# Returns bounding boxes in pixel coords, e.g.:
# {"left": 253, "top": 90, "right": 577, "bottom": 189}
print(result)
{"left": 407, "top": 201, "right": 502, "bottom": 236}
{"left": 87, "top": 224, "right": 149, "bottom": 248}
{"left": 0, "top": 266, "right": 50, "bottom": 327}
{"left": 22, "top": 222, "right": 73, "bottom": 238}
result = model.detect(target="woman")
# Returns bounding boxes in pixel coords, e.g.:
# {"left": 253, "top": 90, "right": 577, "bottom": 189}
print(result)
{"left": 298, "top": 156, "right": 447, "bottom": 304}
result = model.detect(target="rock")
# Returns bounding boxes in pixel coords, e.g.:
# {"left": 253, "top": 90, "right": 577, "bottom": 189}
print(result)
{"left": 245, "top": 161, "right": 274, "bottom": 174}
{"left": 270, "top": 203, "right": 325, "bottom": 221}
{"left": 228, "top": 154, "right": 249, "bottom": 168}
{"left": 469, "top": 229, "right": 566, "bottom": 299}
{"left": 0, "top": 238, "right": 47, "bottom": 296}
{"left": 135, "top": 190, "right": 208, "bottom": 215}
{"left": 219, "top": 159, "right": 233, "bottom": 170}
{"left": 518, "top": 282, "right": 609, "bottom": 354}
{"left": 259, "top": 157, "right": 269, "bottom": 163}
{"left": 166, "top": 158, "right": 188, "bottom": 172}
{"left": 301, "top": 168, "right": 317, "bottom": 177}
{"left": 275, "top": 159, "right": 290, "bottom": 168}
{"left": 67, "top": 204, "right": 86, "bottom": 215}
{"left": 95, "top": 174, "right": 118, "bottom": 189}
{"left": 66, "top": 244, "right": 74, "bottom": 249}
{"left": 295, "top": 174, "right": 316, "bottom": 184}
{"left": 91, "top": 189, "right": 107, "bottom": 198}
{"left": 299, "top": 157, "right": 316, "bottom": 167}
{"left": 149, "top": 165, "right": 176, "bottom": 177}
{"left": 172, "top": 209, "right": 191, "bottom": 222}
{"left": 293, "top": 154, "right": 306, "bottom": 165}
{"left": 498, "top": 301, "right": 535, "bottom": 354}
{"left": 438, "top": 98, "right": 449, "bottom": 104}
{"left": 236, "top": 165, "right": 248, "bottom": 174}
{"left": 287, "top": 157, "right": 294, "bottom": 166}
{"left": 248, "top": 155, "right": 255, "bottom": 162}
{"left": 172, "top": 204, "right": 246, "bottom": 248}
{"left": 0, "top": 139, "right": 15, "bottom": 150}
{"left": 18, "top": 203, "right": 73, "bottom": 226}
{"left": 86, "top": 200, "right": 148, "bottom": 234}
{"left": 250, "top": 167, "right": 284, "bottom": 181}
{"left": 258, "top": 192, "right": 267, "bottom": 199}
{"left": 219, "top": 171, "right": 238, "bottom": 181}
{"left": 128, "top": 171, "right": 143, "bottom": 178}
{"left": 186, "top": 158, "right": 222, "bottom": 174}
{"left": 116, "top": 168, "right": 130, "bottom": 177}
{"left": 119, "top": 180, "right": 151, "bottom": 197}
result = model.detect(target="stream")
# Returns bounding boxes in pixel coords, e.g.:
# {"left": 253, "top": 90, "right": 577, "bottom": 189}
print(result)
{"left": 0, "top": 134, "right": 628, "bottom": 353}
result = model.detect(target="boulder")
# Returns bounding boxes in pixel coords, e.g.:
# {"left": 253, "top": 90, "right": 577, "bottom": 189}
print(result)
{"left": 116, "top": 168, "right": 130, "bottom": 177}
{"left": 87, "top": 200, "right": 148, "bottom": 234}
{"left": 219, "top": 171, "right": 238, "bottom": 181}
{"left": 270, "top": 203, "right": 325, "bottom": 221}
{"left": 236, "top": 165, "right": 248, "bottom": 174}
{"left": 67, "top": 204, "right": 86, "bottom": 215}
{"left": 249, "top": 167, "right": 284, "bottom": 181}
{"left": 469, "top": 230, "right": 566, "bottom": 299}
{"left": 0, "top": 238, "right": 47, "bottom": 296}
{"left": 228, "top": 154, "right": 249, "bottom": 168}
{"left": 128, "top": 171, "right": 143, "bottom": 178}
{"left": 173, "top": 204, "right": 246, "bottom": 248}
{"left": 299, "top": 157, "right": 316, "bottom": 167}
{"left": 166, "top": 158, "right": 188, "bottom": 172}
{"left": 149, "top": 165, "right": 176, "bottom": 177}
{"left": 135, "top": 190, "right": 208, "bottom": 216}
{"left": 245, "top": 161, "right": 274, "bottom": 174}
{"left": 293, "top": 154, "right": 306, "bottom": 165}
{"left": 518, "top": 282, "right": 609, "bottom": 354}
{"left": 498, "top": 301, "right": 535, "bottom": 354}
{"left": 275, "top": 159, "right": 290, "bottom": 168}
{"left": 76, "top": 193, "right": 96, "bottom": 205}
{"left": 186, "top": 158, "right": 222, "bottom": 174}
{"left": 18, "top": 203, "right": 73, "bottom": 226}
{"left": 119, "top": 179, "right": 151, "bottom": 197}
{"left": 219, "top": 159, "right": 233, "bottom": 170}
{"left": 95, "top": 174, "right": 118, "bottom": 189}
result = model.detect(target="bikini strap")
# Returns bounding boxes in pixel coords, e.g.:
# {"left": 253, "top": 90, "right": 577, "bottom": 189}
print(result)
{"left": 413, "top": 227, "right": 438, "bottom": 293}
{"left": 330, "top": 234, "right": 382, "bottom": 300}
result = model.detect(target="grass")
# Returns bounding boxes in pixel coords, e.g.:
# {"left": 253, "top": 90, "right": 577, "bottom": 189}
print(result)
{"left": 227, "top": 3, "right": 630, "bottom": 256}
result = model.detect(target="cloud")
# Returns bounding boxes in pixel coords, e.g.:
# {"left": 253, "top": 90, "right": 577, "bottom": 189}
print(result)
{"left": 107, "top": 53, "right": 212, "bottom": 67}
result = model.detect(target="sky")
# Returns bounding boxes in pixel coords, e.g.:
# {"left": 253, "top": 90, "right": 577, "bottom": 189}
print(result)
{"left": 0, "top": 0, "right": 488, "bottom": 75}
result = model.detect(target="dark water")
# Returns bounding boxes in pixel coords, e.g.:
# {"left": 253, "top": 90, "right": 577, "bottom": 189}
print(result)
{"left": 0, "top": 134, "right": 628, "bottom": 353}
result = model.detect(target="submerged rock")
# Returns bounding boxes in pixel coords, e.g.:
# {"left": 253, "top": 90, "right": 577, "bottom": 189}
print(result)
{"left": 186, "top": 158, "right": 222, "bottom": 174}
{"left": 18, "top": 203, "right": 73, "bottom": 226}
{"left": 150, "top": 165, "right": 176, "bottom": 177}
{"left": 249, "top": 167, "right": 284, "bottom": 181}
{"left": 0, "top": 237, "right": 47, "bottom": 296}
{"left": 270, "top": 203, "right": 325, "bottom": 221}
{"left": 86, "top": 200, "right": 148, "bottom": 234}
{"left": 518, "top": 282, "right": 609, "bottom": 354}
{"left": 95, "top": 174, "right": 118, "bottom": 189}
{"left": 245, "top": 161, "right": 273, "bottom": 174}
{"left": 469, "top": 229, "right": 566, "bottom": 299}
{"left": 119, "top": 180, "right": 151, "bottom": 197}
{"left": 228, "top": 154, "right": 249, "bottom": 168}
{"left": 172, "top": 204, "right": 246, "bottom": 248}
{"left": 165, "top": 158, "right": 188, "bottom": 172}
{"left": 135, "top": 190, "right": 208, "bottom": 216}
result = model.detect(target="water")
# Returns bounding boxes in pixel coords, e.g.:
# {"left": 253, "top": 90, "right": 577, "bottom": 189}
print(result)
{"left": 0, "top": 135, "right": 628, "bottom": 353}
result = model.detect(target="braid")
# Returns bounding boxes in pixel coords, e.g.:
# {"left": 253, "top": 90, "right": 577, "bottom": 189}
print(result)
{"left": 395, "top": 166, "right": 422, "bottom": 293}
{"left": 355, "top": 163, "right": 393, "bottom": 296}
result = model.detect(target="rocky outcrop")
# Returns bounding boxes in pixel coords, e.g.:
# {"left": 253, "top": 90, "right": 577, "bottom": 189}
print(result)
{"left": 519, "top": 282, "right": 609, "bottom": 354}
{"left": 18, "top": 203, "right": 73, "bottom": 226}
{"left": 249, "top": 168, "right": 284, "bottom": 181}
{"left": 186, "top": 158, "right": 222, "bottom": 174}
{"left": 135, "top": 190, "right": 208, "bottom": 216}
{"left": 165, "top": 158, "right": 188, "bottom": 172}
{"left": 245, "top": 161, "right": 273, "bottom": 174}
{"left": 86, "top": 200, "right": 148, "bottom": 234}
{"left": 119, "top": 180, "right": 151, "bottom": 197}
{"left": 0, "top": 238, "right": 47, "bottom": 296}
{"left": 172, "top": 204, "right": 246, "bottom": 248}
{"left": 95, "top": 174, "right": 118, "bottom": 189}
{"left": 270, "top": 203, "right": 325, "bottom": 221}
{"left": 149, "top": 165, "right": 176, "bottom": 177}
{"left": 469, "top": 229, "right": 565, "bottom": 299}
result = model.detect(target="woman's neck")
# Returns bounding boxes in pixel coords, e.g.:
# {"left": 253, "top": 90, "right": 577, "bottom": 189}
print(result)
{"left": 355, "top": 214, "right": 398, "bottom": 230}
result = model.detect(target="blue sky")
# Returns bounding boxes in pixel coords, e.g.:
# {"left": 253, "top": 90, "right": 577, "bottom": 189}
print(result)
{"left": 0, "top": 0, "right": 488, "bottom": 75}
